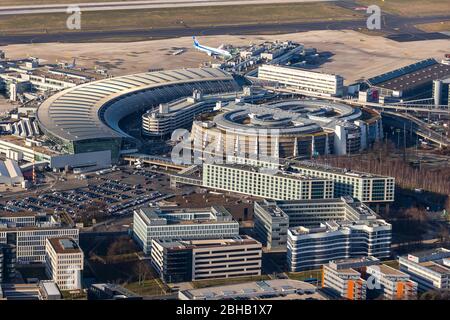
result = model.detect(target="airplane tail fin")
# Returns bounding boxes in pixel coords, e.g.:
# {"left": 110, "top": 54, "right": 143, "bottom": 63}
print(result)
{"left": 193, "top": 36, "right": 199, "bottom": 47}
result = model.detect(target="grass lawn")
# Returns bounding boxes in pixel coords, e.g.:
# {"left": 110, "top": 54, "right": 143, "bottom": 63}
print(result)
{"left": 123, "top": 279, "right": 167, "bottom": 296}
{"left": 192, "top": 275, "right": 270, "bottom": 289}
{"left": 0, "top": 3, "right": 363, "bottom": 36}
{"left": 0, "top": 0, "right": 135, "bottom": 5}
{"left": 416, "top": 20, "right": 450, "bottom": 32}
{"left": 356, "top": 0, "right": 450, "bottom": 17}
{"left": 287, "top": 269, "right": 322, "bottom": 282}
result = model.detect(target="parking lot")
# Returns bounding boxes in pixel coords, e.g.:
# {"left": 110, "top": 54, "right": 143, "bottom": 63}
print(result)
{"left": 0, "top": 166, "right": 175, "bottom": 226}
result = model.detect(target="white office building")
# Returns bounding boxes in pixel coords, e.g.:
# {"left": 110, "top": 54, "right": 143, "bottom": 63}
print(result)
{"left": 287, "top": 218, "right": 391, "bottom": 271}
{"left": 254, "top": 196, "right": 383, "bottom": 251}
{"left": 0, "top": 214, "right": 79, "bottom": 264}
{"left": 366, "top": 264, "right": 417, "bottom": 300}
{"left": 258, "top": 64, "right": 344, "bottom": 97}
{"left": 45, "top": 238, "right": 84, "bottom": 291}
{"left": 291, "top": 161, "right": 395, "bottom": 203}
{"left": 399, "top": 248, "right": 450, "bottom": 292}
{"left": 133, "top": 206, "right": 239, "bottom": 254}
{"left": 203, "top": 163, "right": 334, "bottom": 201}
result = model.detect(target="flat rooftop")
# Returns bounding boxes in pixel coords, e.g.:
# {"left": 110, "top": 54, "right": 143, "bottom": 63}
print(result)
{"left": 47, "top": 237, "right": 81, "bottom": 254}
{"left": 180, "top": 279, "right": 326, "bottom": 300}
{"left": 207, "top": 163, "right": 330, "bottom": 181}
{"left": 0, "top": 134, "right": 60, "bottom": 156}
{"left": 155, "top": 235, "right": 260, "bottom": 250}
{"left": 369, "top": 59, "right": 450, "bottom": 92}
{"left": 287, "top": 159, "right": 392, "bottom": 179}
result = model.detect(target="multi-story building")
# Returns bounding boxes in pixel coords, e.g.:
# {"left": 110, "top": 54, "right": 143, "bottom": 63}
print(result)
{"left": 0, "top": 214, "right": 79, "bottom": 264}
{"left": 151, "top": 236, "right": 262, "bottom": 282}
{"left": 258, "top": 64, "right": 344, "bottom": 97}
{"left": 322, "top": 257, "right": 379, "bottom": 300}
{"left": 0, "top": 244, "right": 16, "bottom": 283}
{"left": 399, "top": 248, "right": 450, "bottom": 292}
{"left": 366, "top": 264, "right": 417, "bottom": 300}
{"left": 142, "top": 90, "right": 230, "bottom": 137}
{"left": 253, "top": 201, "right": 289, "bottom": 251}
{"left": 0, "top": 212, "right": 37, "bottom": 228}
{"left": 203, "top": 163, "right": 334, "bottom": 201}
{"left": 287, "top": 217, "right": 391, "bottom": 271}
{"left": 45, "top": 238, "right": 84, "bottom": 291}
{"left": 290, "top": 161, "right": 395, "bottom": 203}
{"left": 132, "top": 206, "right": 239, "bottom": 254}
{"left": 254, "top": 196, "right": 384, "bottom": 251}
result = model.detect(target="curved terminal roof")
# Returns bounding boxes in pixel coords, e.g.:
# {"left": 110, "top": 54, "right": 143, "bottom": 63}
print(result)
{"left": 37, "top": 68, "right": 235, "bottom": 143}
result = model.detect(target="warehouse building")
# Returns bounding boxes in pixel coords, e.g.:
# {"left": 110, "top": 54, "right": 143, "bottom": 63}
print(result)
{"left": 0, "top": 159, "right": 24, "bottom": 186}
{"left": 151, "top": 236, "right": 262, "bottom": 283}
{"left": 132, "top": 206, "right": 239, "bottom": 254}
{"left": 258, "top": 64, "right": 344, "bottom": 97}
{"left": 364, "top": 58, "right": 450, "bottom": 100}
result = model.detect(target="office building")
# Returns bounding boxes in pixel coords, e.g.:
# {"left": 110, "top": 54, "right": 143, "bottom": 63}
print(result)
{"left": 322, "top": 257, "right": 379, "bottom": 300}
{"left": 366, "top": 264, "right": 417, "bottom": 300}
{"left": 203, "top": 163, "right": 334, "bottom": 201}
{"left": 142, "top": 90, "right": 232, "bottom": 137}
{"left": 132, "top": 206, "right": 239, "bottom": 254}
{"left": 0, "top": 244, "right": 16, "bottom": 283}
{"left": 45, "top": 238, "right": 84, "bottom": 290}
{"left": 0, "top": 213, "right": 79, "bottom": 264}
{"left": 151, "top": 236, "right": 262, "bottom": 282}
{"left": 0, "top": 281, "right": 61, "bottom": 300}
{"left": 254, "top": 196, "right": 384, "bottom": 251}
{"left": 258, "top": 64, "right": 344, "bottom": 97}
{"left": 291, "top": 161, "right": 395, "bottom": 203}
{"left": 287, "top": 217, "right": 391, "bottom": 271}
{"left": 399, "top": 248, "right": 450, "bottom": 292}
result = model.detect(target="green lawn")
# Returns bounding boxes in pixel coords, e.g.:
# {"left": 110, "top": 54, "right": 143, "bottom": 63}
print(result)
{"left": 0, "top": 3, "right": 363, "bottom": 36}
{"left": 287, "top": 269, "right": 322, "bottom": 282}
{"left": 356, "top": 0, "right": 450, "bottom": 17}
{"left": 123, "top": 279, "right": 167, "bottom": 296}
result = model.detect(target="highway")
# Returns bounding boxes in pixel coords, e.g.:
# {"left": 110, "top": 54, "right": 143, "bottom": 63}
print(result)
{"left": 0, "top": 0, "right": 336, "bottom": 15}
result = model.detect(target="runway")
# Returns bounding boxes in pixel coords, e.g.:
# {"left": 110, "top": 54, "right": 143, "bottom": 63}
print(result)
{"left": 0, "top": 14, "right": 448, "bottom": 45}
{"left": 0, "top": 0, "right": 336, "bottom": 15}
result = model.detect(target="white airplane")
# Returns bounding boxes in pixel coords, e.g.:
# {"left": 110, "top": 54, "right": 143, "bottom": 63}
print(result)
{"left": 192, "top": 36, "right": 232, "bottom": 59}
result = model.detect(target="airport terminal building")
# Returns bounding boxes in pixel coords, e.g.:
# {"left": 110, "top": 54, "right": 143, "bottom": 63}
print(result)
{"left": 36, "top": 68, "right": 239, "bottom": 164}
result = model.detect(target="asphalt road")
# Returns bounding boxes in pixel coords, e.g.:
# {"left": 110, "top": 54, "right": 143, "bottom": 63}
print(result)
{"left": 0, "top": 14, "right": 449, "bottom": 45}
